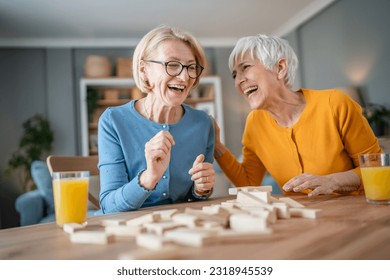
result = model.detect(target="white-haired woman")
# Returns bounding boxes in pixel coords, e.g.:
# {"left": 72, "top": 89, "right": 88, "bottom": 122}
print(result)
{"left": 98, "top": 25, "right": 215, "bottom": 213}
{"left": 214, "top": 34, "right": 381, "bottom": 197}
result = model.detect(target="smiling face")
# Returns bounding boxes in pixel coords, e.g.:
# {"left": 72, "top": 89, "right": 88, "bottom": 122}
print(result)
{"left": 141, "top": 39, "right": 197, "bottom": 107}
{"left": 231, "top": 52, "right": 281, "bottom": 110}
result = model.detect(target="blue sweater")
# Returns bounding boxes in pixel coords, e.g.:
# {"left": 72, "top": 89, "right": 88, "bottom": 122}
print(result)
{"left": 97, "top": 100, "right": 215, "bottom": 213}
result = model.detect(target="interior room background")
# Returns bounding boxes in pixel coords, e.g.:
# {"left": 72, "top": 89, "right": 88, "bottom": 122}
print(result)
{"left": 1, "top": 0, "right": 389, "bottom": 227}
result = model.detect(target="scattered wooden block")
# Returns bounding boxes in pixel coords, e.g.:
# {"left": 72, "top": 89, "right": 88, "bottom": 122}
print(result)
{"left": 185, "top": 207, "right": 230, "bottom": 227}
{"left": 70, "top": 231, "right": 114, "bottom": 245}
{"left": 126, "top": 213, "right": 161, "bottom": 226}
{"left": 272, "top": 202, "right": 291, "bottom": 219}
{"left": 290, "top": 208, "right": 322, "bottom": 219}
{"left": 249, "top": 191, "right": 271, "bottom": 203}
{"left": 165, "top": 228, "right": 217, "bottom": 247}
{"left": 229, "top": 214, "right": 269, "bottom": 232}
{"left": 100, "top": 219, "right": 127, "bottom": 227}
{"left": 144, "top": 221, "right": 185, "bottom": 236}
{"left": 172, "top": 213, "right": 202, "bottom": 227}
{"left": 229, "top": 186, "right": 273, "bottom": 195}
{"left": 152, "top": 209, "right": 178, "bottom": 221}
{"left": 63, "top": 223, "right": 87, "bottom": 234}
{"left": 105, "top": 225, "right": 144, "bottom": 237}
{"left": 240, "top": 206, "right": 277, "bottom": 224}
{"left": 136, "top": 233, "right": 171, "bottom": 250}
{"left": 278, "top": 197, "right": 305, "bottom": 208}
{"left": 236, "top": 192, "right": 273, "bottom": 211}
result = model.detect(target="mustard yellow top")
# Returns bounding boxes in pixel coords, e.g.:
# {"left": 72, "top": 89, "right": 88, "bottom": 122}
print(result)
{"left": 216, "top": 88, "right": 382, "bottom": 192}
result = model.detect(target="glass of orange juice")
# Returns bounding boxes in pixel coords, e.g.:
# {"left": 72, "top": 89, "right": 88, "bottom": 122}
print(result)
{"left": 359, "top": 153, "right": 390, "bottom": 205}
{"left": 52, "top": 171, "right": 89, "bottom": 227}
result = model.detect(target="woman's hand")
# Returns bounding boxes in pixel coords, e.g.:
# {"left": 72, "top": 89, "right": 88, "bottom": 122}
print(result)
{"left": 282, "top": 171, "right": 361, "bottom": 197}
{"left": 188, "top": 154, "right": 215, "bottom": 196}
{"left": 141, "top": 130, "right": 175, "bottom": 190}
{"left": 212, "top": 117, "right": 226, "bottom": 158}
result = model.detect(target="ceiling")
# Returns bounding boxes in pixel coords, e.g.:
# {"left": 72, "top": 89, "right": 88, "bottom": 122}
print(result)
{"left": 0, "top": 0, "right": 335, "bottom": 47}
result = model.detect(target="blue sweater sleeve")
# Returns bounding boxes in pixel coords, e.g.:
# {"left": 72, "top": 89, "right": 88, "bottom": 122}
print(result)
{"left": 98, "top": 107, "right": 153, "bottom": 213}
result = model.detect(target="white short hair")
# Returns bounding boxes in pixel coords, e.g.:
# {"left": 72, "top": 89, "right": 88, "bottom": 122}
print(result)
{"left": 229, "top": 34, "right": 298, "bottom": 89}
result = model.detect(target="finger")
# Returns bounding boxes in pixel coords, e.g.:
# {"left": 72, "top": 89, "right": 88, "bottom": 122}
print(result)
{"left": 188, "top": 154, "right": 205, "bottom": 175}
{"left": 157, "top": 130, "right": 175, "bottom": 146}
{"left": 193, "top": 154, "right": 205, "bottom": 167}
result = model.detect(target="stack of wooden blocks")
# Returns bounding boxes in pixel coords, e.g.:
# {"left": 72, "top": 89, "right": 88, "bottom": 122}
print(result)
{"left": 64, "top": 186, "right": 321, "bottom": 258}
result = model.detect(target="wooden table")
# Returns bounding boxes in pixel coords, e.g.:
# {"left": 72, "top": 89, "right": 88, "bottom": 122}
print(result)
{"left": 1, "top": 194, "right": 389, "bottom": 260}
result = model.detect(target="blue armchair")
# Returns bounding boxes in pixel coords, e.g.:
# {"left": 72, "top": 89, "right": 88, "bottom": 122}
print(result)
{"left": 15, "top": 161, "right": 56, "bottom": 225}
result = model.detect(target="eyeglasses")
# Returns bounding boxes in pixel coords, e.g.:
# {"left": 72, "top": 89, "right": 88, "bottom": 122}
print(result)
{"left": 145, "top": 60, "right": 204, "bottom": 79}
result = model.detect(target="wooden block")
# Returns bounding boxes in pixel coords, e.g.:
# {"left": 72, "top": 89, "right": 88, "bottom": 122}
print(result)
{"left": 100, "top": 219, "right": 127, "bottom": 226}
{"left": 229, "top": 214, "right": 269, "bottom": 232}
{"left": 200, "top": 221, "right": 225, "bottom": 231}
{"left": 220, "top": 200, "right": 241, "bottom": 208}
{"left": 171, "top": 213, "right": 202, "bottom": 228}
{"left": 202, "top": 204, "right": 222, "bottom": 214}
{"left": 144, "top": 221, "right": 185, "bottom": 236}
{"left": 164, "top": 228, "right": 217, "bottom": 247}
{"left": 105, "top": 225, "right": 144, "bottom": 237}
{"left": 278, "top": 197, "right": 305, "bottom": 208}
{"left": 152, "top": 209, "right": 178, "bottom": 221}
{"left": 236, "top": 192, "right": 273, "bottom": 211}
{"left": 126, "top": 213, "right": 161, "bottom": 226}
{"left": 70, "top": 231, "right": 114, "bottom": 245}
{"left": 136, "top": 233, "right": 170, "bottom": 250}
{"left": 219, "top": 205, "right": 247, "bottom": 215}
{"left": 63, "top": 223, "right": 87, "bottom": 234}
{"left": 272, "top": 202, "right": 291, "bottom": 219}
{"left": 290, "top": 208, "right": 322, "bottom": 219}
{"left": 249, "top": 191, "right": 271, "bottom": 203}
{"left": 240, "top": 207, "right": 277, "bottom": 224}
{"left": 228, "top": 187, "right": 239, "bottom": 195}
{"left": 185, "top": 207, "right": 230, "bottom": 227}
{"left": 230, "top": 186, "right": 273, "bottom": 195}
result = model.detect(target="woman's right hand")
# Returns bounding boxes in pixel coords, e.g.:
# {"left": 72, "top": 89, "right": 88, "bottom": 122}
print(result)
{"left": 140, "top": 130, "right": 175, "bottom": 190}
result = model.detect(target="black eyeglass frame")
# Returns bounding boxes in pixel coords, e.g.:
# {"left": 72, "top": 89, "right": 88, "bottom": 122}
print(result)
{"left": 145, "top": 60, "right": 204, "bottom": 79}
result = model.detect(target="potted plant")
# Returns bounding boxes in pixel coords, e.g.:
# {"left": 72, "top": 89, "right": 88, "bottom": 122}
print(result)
{"left": 5, "top": 114, "right": 54, "bottom": 192}
{"left": 363, "top": 103, "right": 390, "bottom": 136}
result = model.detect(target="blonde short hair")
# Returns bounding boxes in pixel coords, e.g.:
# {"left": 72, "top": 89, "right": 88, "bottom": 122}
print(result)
{"left": 229, "top": 34, "right": 298, "bottom": 89}
{"left": 133, "top": 25, "right": 206, "bottom": 92}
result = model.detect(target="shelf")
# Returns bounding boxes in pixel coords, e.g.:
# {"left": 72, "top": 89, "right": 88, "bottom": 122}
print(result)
{"left": 97, "top": 99, "right": 131, "bottom": 106}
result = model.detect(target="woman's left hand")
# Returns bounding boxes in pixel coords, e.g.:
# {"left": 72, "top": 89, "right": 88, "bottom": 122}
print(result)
{"left": 282, "top": 171, "right": 360, "bottom": 197}
{"left": 188, "top": 154, "right": 215, "bottom": 195}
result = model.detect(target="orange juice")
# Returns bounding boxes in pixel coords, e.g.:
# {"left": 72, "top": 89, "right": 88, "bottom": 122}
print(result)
{"left": 361, "top": 166, "right": 390, "bottom": 202}
{"left": 53, "top": 177, "right": 89, "bottom": 226}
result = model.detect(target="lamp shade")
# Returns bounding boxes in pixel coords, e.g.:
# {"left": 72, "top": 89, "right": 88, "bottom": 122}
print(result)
{"left": 337, "top": 86, "right": 362, "bottom": 105}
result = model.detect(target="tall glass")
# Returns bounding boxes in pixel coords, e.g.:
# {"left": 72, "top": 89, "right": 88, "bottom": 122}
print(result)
{"left": 359, "top": 153, "right": 390, "bottom": 204}
{"left": 52, "top": 171, "right": 89, "bottom": 226}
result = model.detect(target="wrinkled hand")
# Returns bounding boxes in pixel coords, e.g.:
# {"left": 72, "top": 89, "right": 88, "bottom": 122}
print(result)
{"left": 188, "top": 154, "right": 215, "bottom": 195}
{"left": 282, "top": 173, "right": 339, "bottom": 197}
{"left": 282, "top": 171, "right": 361, "bottom": 197}
{"left": 141, "top": 131, "right": 175, "bottom": 190}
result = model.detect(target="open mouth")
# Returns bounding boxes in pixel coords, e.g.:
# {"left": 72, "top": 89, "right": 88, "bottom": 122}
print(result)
{"left": 168, "top": 84, "right": 186, "bottom": 93}
{"left": 243, "top": 86, "right": 258, "bottom": 96}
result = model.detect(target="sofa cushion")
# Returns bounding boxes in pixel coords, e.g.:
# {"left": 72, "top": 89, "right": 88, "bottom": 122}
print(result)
{"left": 31, "top": 160, "right": 55, "bottom": 215}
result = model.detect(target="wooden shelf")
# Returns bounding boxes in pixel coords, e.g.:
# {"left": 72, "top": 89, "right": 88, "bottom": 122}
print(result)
{"left": 97, "top": 99, "right": 131, "bottom": 106}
